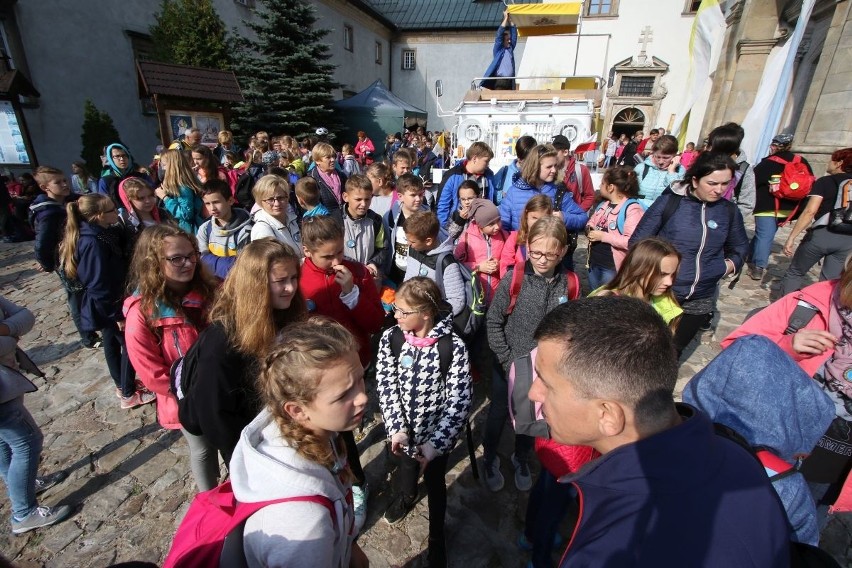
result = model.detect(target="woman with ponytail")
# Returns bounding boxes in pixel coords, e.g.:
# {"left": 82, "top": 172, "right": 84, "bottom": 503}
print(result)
{"left": 59, "top": 194, "right": 151, "bottom": 408}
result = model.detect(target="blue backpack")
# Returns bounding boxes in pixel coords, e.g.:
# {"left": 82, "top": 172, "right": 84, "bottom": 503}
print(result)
{"left": 593, "top": 198, "right": 646, "bottom": 234}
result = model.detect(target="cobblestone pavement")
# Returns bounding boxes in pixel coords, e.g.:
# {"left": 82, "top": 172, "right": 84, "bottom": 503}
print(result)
{"left": 1, "top": 221, "right": 851, "bottom": 567}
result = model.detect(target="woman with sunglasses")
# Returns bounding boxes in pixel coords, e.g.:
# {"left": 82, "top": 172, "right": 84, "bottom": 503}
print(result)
{"left": 249, "top": 174, "right": 302, "bottom": 258}
{"left": 123, "top": 224, "right": 220, "bottom": 491}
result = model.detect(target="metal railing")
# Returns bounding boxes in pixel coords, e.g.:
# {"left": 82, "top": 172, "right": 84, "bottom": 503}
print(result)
{"left": 469, "top": 75, "right": 604, "bottom": 90}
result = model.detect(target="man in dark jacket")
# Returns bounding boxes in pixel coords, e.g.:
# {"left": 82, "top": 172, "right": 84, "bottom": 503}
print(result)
{"left": 529, "top": 297, "right": 791, "bottom": 567}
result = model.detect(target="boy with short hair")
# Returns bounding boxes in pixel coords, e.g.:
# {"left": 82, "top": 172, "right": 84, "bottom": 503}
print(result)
{"left": 403, "top": 210, "right": 465, "bottom": 317}
{"left": 294, "top": 177, "right": 329, "bottom": 219}
{"left": 383, "top": 173, "right": 430, "bottom": 285}
{"left": 29, "top": 166, "right": 99, "bottom": 348}
{"left": 196, "top": 179, "right": 251, "bottom": 279}
{"left": 635, "top": 134, "right": 685, "bottom": 207}
{"left": 436, "top": 141, "right": 497, "bottom": 226}
{"left": 342, "top": 174, "right": 385, "bottom": 277}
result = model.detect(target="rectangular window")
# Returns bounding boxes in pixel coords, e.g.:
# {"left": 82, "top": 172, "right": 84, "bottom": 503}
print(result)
{"left": 585, "top": 0, "right": 617, "bottom": 16}
{"left": 618, "top": 76, "right": 655, "bottom": 97}
{"left": 684, "top": 0, "right": 702, "bottom": 13}
{"left": 127, "top": 31, "right": 155, "bottom": 62}
{"left": 402, "top": 49, "right": 416, "bottom": 71}
{"left": 375, "top": 41, "right": 382, "bottom": 64}
{"left": 344, "top": 24, "right": 353, "bottom": 52}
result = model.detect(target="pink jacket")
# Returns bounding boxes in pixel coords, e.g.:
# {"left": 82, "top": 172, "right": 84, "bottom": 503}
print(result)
{"left": 454, "top": 221, "right": 507, "bottom": 305}
{"left": 123, "top": 292, "right": 209, "bottom": 430}
{"left": 585, "top": 200, "right": 645, "bottom": 270}
{"left": 721, "top": 280, "right": 835, "bottom": 378}
{"left": 499, "top": 231, "right": 523, "bottom": 279}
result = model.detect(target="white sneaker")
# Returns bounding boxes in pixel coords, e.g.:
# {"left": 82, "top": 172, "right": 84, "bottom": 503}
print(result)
{"left": 352, "top": 484, "right": 369, "bottom": 533}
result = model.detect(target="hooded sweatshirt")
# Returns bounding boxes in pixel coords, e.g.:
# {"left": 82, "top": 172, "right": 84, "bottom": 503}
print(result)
{"left": 229, "top": 410, "right": 355, "bottom": 568}
{"left": 683, "top": 334, "right": 834, "bottom": 545}
{"left": 196, "top": 207, "right": 252, "bottom": 279}
{"left": 405, "top": 238, "right": 466, "bottom": 316}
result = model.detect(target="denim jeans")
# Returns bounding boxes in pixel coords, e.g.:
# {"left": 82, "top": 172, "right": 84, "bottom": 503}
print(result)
{"left": 749, "top": 216, "right": 780, "bottom": 269}
{"left": 587, "top": 265, "right": 617, "bottom": 291}
{"left": 57, "top": 274, "right": 98, "bottom": 347}
{"left": 101, "top": 322, "right": 135, "bottom": 398}
{"left": 525, "top": 469, "right": 578, "bottom": 568}
{"left": 0, "top": 396, "right": 43, "bottom": 520}
{"left": 483, "top": 364, "right": 533, "bottom": 464}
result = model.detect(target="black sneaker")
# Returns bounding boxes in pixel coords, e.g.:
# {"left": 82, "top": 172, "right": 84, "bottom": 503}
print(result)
{"left": 699, "top": 313, "right": 714, "bottom": 332}
{"left": 34, "top": 471, "right": 68, "bottom": 495}
{"left": 383, "top": 494, "right": 414, "bottom": 525}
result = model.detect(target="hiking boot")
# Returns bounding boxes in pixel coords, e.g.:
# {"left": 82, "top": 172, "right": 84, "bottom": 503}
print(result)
{"left": 748, "top": 265, "right": 765, "bottom": 281}
{"left": 512, "top": 454, "right": 532, "bottom": 491}
{"left": 11, "top": 505, "right": 71, "bottom": 534}
{"left": 482, "top": 456, "right": 504, "bottom": 492}
{"left": 120, "top": 390, "right": 156, "bottom": 409}
{"left": 34, "top": 471, "right": 68, "bottom": 495}
{"left": 352, "top": 483, "right": 369, "bottom": 532}
{"left": 383, "top": 493, "right": 414, "bottom": 525}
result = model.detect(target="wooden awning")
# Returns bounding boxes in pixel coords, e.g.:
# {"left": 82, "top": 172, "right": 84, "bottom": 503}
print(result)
{"left": 507, "top": 2, "right": 581, "bottom": 37}
{"left": 0, "top": 69, "right": 39, "bottom": 98}
{"left": 136, "top": 60, "right": 243, "bottom": 103}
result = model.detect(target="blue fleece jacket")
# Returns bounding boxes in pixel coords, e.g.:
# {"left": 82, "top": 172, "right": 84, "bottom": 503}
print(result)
{"left": 683, "top": 334, "right": 834, "bottom": 546}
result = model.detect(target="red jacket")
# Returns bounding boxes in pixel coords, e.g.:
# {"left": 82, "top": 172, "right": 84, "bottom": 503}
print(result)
{"left": 300, "top": 258, "right": 385, "bottom": 366}
{"left": 563, "top": 157, "right": 596, "bottom": 212}
{"left": 123, "top": 292, "right": 209, "bottom": 430}
{"left": 354, "top": 137, "right": 375, "bottom": 166}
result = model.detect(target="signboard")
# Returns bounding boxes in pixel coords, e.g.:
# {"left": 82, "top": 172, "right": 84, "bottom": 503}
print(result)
{"left": 0, "top": 100, "right": 31, "bottom": 165}
{"left": 166, "top": 110, "right": 224, "bottom": 148}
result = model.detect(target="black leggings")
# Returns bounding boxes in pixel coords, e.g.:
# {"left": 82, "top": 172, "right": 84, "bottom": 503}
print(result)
{"left": 673, "top": 312, "right": 712, "bottom": 356}
{"left": 393, "top": 452, "right": 450, "bottom": 539}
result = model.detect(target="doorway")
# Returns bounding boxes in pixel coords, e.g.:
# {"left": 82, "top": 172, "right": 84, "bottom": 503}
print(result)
{"left": 611, "top": 107, "right": 646, "bottom": 140}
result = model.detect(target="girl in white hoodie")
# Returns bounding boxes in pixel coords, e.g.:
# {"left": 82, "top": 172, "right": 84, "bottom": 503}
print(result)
{"left": 228, "top": 318, "right": 369, "bottom": 568}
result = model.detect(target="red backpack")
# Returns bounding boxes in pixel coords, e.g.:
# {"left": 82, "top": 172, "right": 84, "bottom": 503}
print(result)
{"left": 767, "top": 155, "right": 815, "bottom": 223}
{"left": 163, "top": 480, "right": 334, "bottom": 568}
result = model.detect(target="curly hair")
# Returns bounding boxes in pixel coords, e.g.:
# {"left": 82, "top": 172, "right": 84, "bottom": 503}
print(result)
{"left": 209, "top": 238, "right": 307, "bottom": 357}
{"left": 257, "top": 318, "right": 359, "bottom": 475}
{"left": 127, "top": 224, "right": 218, "bottom": 320}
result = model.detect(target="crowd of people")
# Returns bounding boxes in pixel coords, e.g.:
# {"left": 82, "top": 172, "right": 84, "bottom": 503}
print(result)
{"left": 1, "top": 118, "right": 852, "bottom": 567}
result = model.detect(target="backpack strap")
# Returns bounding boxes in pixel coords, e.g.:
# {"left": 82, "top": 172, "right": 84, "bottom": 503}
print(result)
{"left": 642, "top": 163, "right": 650, "bottom": 181}
{"left": 435, "top": 251, "right": 456, "bottom": 293}
{"left": 565, "top": 270, "right": 580, "bottom": 301}
{"left": 659, "top": 191, "right": 683, "bottom": 232}
{"left": 615, "top": 198, "right": 645, "bottom": 234}
{"left": 554, "top": 184, "right": 566, "bottom": 211}
{"left": 219, "top": 480, "right": 335, "bottom": 527}
{"left": 783, "top": 300, "right": 820, "bottom": 335}
{"left": 767, "top": 155, "right": 790, "bottom": 166}
{"left": 390, "top": 326, "right": 453, "bottom": 379}
{"left": 506, "top": 261, "right": 527, "bottom": 315}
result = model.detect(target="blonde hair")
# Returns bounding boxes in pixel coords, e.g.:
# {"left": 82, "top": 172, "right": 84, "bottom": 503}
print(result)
{"left": 526, "top": 215, "right": 567, "bottom": 248}
{"left": 209, "top": 239, "right": 307, "bottom": 357}
{"left": 160, "top": 149, "right": 202, "bottom": 198}
{"left": 127, "top": 224, "right": 218, "bottom": 320}
{"left": 252, "top": 174, "right": 290, "bottom": 204}
{"left": 257, "top": 318, "right": 359, "bottom": 473}
{"left": 517, "top": 194, "right": 554, "bottom": 244}
{"left": 311, "top": 142, "right": 336, "bottom": 162}
{"left": 396, "top": 277, "right": 443, "bottom": 319}
{"left": 122, "top": 177, "right": 151, "bottom": 201}
{"left": 34, "top": 166, "right": 64, "bottom": 187}
{"left": 59, "top": 194, "right": 114, "bottom": 279}
{"left": 521, "top": 144, "right": 558, "bottom": 188}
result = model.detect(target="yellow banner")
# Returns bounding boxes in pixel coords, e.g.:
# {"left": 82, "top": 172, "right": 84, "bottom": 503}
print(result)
{"left": 508, "top": 2, "right": 581, "bottom": 37}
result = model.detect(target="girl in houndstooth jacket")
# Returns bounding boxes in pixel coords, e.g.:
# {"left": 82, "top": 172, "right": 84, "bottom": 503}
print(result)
{"left": 375, "top": 277, "right": 472, "bottom": 567}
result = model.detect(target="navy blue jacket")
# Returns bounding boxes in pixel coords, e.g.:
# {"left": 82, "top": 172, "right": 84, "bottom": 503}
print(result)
{"left": 560, "top": 404, "right": 790, "bottom": 567}
{"left": 76, "top": 222, "right": 127, "bottom": 331}
{"left": 30, "top": 194, "right": 76, "bottom": 272}
{"left": 629, "top": 185, "right": 749, "bottom": 302}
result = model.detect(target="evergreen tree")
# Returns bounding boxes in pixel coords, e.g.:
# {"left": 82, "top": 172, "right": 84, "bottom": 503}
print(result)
{"left": 150, "top": 0, "right": 232, "bottom": 70}
{"left": 80, "top": 100, "right": 121, "bottom": 177}
{"left": 231, "top": 0, "right": 340, "bottom": 138}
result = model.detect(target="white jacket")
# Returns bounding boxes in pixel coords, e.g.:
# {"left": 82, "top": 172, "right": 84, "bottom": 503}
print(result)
{"left": 229, "top": 410, "right": 354, "bottom": 568}
{"left": 249, "top": 209, "right": 303, "bottom": 258}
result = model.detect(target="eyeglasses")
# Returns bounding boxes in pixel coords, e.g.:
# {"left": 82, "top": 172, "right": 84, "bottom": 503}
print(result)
{"left": 164, "top": 252, "right": 199, "bottom": 267}
{"left": 392, "top": 304, "right": 420, "bottom": 318}
{"left": 528, "top": 250, "right": 561, "bottom": 261}
{"left": 262, "top": 196, "right": 287, "bottom": 205}
{"left": 111, "top": 154, "right": 129, "bottom": 161}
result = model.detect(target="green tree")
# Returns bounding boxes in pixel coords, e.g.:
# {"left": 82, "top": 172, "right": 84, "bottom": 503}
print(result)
{"left": 80, "top": 100, "right": 121, "bottom": 177}
{"left": 231, "top": 0, "right": 340, "bottom": 138}
{"left": 149, "top": 0, "right": 232, "bottom": 70}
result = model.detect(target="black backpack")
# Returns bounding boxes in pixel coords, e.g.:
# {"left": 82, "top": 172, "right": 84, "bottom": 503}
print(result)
{"left": 170, "top": 333, "right": 204, "bottom": 436}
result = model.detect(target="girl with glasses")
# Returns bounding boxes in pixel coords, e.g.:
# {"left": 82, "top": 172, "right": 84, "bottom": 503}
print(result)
{"left": 155, "top": 149, "right": 205, "bottom": 234}
{"left": 250, "top": 174, "right": 302, "bottom": 257}
{"left": 123, "top": 224, "right": 220, "bottom": 490}
{"left": 59, "top": 194, "right": 146, "bottom": 409}
{"left": 376, "top": 277, "right": 471, "bottom": 566}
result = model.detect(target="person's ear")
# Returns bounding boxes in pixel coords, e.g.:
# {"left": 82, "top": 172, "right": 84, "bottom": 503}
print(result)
{"left": 283, "top": 401, "right": 310, "bottom": 425}
{"left": 425, "top": 237, "right": 435, "bottom": 248}
{"left": 302, "top": 246, "right": 312, "bottom": 258}
{"left": 597, "top": 400, "right": 627, "bottom": 438}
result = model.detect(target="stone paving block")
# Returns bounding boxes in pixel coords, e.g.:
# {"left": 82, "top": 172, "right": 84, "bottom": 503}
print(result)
{"left": 39, "top": 520, "right": 84, "bottom": 556}
{"left": 84, "top": 479, "right": 135, "bottom": 522}
{"left": 125, "top": 447, "right": 180, "bottom": 486}
{"left": 96, "top": 439, "right": 141, "bottom": 474}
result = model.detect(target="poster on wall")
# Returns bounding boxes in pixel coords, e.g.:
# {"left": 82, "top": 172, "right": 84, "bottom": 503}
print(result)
{"left": 0, "top": 100, "right": 31, "bottom": 165}
{"left": 165, "top": 111, "right": 225, "bottom": 148}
